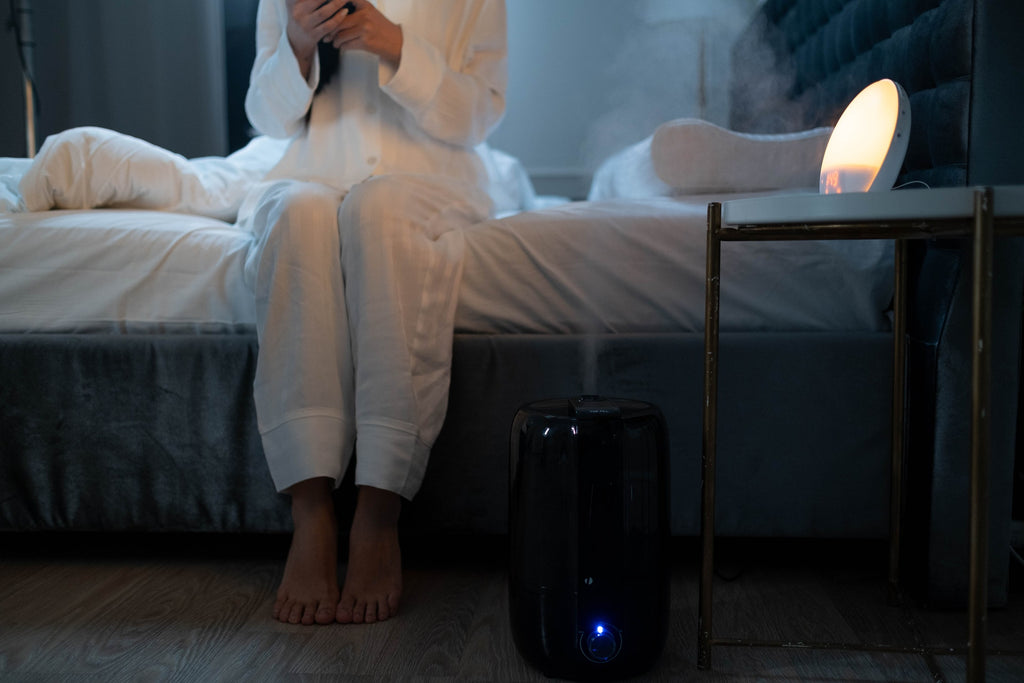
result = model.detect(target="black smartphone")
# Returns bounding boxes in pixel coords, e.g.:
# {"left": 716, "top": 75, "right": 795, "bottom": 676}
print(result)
{"left": 317, "top": 1, "right": 356, "bottom": 17}
{"left": 315, "top": 1, "right": 354, "bottom": 93}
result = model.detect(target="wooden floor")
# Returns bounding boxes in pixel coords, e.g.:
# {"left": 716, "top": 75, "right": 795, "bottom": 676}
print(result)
{"left": 1, "top": 535, "right": 1022, "bottom": 682}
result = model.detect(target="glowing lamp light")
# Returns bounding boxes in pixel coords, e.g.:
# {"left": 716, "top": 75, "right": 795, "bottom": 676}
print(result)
{"left": 819, "top": 79, "right": 911, "bottom": 194}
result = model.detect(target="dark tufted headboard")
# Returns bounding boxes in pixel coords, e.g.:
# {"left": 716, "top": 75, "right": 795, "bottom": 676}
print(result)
{"left": 729, "top": 0, "right": 1024, "bottom": 190}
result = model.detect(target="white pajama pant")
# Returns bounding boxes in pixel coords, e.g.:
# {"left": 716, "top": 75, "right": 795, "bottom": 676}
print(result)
{"left": 241, "top": 174, "right": 491, "bottom": 499}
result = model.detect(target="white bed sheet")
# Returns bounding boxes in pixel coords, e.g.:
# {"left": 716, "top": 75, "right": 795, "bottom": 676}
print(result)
{"left": 0, "top": 209, "right": 254, "bottom": 333}
{"left": 457, "top": 194, "right": 893, "bottom": 334}
{"left": 0, "top": 193, "right": 893, "bottom": 335}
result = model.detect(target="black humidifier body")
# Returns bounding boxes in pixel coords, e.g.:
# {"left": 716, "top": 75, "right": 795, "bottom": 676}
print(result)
{"left": 509, "top": 396, "right": 670, "bottom": 681}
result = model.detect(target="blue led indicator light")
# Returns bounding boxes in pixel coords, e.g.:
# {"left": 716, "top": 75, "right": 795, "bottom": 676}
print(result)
{"left": 581, "top": 623, "right": 621, "bottom": 663}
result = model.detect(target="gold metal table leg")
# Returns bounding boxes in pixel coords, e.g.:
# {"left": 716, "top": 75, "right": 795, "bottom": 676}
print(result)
{"left": 889, "top": 238, "right": 908, "bottom": 605}
{"left": 698, "top": 202, "right": 722, "bottom": 671}
{"left": 967, "top": 187, "right": 993, "bottom": 683}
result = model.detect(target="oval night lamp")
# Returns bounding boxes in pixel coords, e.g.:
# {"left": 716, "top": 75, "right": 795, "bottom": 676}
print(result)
{"left": 819, "top": 79, "right": 911, "bottom": 194}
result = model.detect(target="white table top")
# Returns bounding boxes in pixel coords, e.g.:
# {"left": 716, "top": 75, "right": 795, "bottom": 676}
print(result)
{"left": 721, "top": 185, "right": 1024, "bottom": 227}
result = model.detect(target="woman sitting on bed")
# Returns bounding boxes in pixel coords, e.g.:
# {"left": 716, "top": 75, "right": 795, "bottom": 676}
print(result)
{"left": 243, "top": 0, "right": 506, "bottom": 625}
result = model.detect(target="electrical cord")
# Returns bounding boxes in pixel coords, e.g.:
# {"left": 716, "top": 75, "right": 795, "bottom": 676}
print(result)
{"left": 1011, "top": 544, "right": 1024, "bottom": 568}
{"left": 893, "top": 180, "right": 931, "bottom": 190}
{"left": 6, "top": 0, "right": 40, "bottom": 114}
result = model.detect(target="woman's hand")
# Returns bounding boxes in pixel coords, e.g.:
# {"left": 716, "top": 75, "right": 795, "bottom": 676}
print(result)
{"left": 286, "top": 0, "right": 354, "bottom": 74}
{"left": 326, "top": 0, "right": 404, "bottom": 70}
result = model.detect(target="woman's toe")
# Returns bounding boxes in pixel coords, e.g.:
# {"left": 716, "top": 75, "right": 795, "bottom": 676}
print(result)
{"left": 315, "top": 600, "right": 336, "bottom": 624}
{"left": 288, "top": 601, "right": 305, "bottom": 624}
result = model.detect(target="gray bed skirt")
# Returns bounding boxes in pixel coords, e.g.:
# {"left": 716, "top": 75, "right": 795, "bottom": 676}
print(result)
{"left": 0, "top": 330, "right": 893, "bottom": 539}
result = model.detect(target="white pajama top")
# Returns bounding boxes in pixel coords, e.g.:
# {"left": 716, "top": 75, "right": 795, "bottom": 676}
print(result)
{"left": 245, "top": 0, "right": 508, "bottom": 194}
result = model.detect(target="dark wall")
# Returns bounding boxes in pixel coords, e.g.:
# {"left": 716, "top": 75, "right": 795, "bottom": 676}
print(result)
{"left": 1, "top": 4, "right": 21, "bottom": 156}
{"left": 1, "top": 21, "right": 25, "bottom": 157}
{"left": 223, "top": 0, "right": 259, "bottom": 153}
{"left": 1, "top": 3, "right": 72, "bottom": 158}
{"left": 1, "top": 1, "right": 233, "bottom": 159}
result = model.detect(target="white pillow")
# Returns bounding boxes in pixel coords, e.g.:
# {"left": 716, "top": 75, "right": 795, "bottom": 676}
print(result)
{"left": 650, "top": 118, "right": 833, "bottom": 193}
{"left": 476, "top": 143, "right": 538, "bottom": 216}
{"left": 587, "top": 135, "right": 673, "bottom": 201}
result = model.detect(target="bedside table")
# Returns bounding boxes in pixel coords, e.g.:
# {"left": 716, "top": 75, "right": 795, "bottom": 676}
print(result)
{"left": 697, "top": 186, "right": 1024, "bottom": 681}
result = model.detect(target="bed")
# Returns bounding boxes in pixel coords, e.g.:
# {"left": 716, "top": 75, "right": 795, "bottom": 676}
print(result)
{"left": 2, "top": 0, "right": 1022, "bottom": 607}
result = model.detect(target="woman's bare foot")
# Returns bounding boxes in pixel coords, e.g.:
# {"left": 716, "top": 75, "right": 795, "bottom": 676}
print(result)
{"left": 273, "top": 477, "right": 341, "bottom": 625}
{"left": 336, "top": 486, "right": 403, "bottom": 624}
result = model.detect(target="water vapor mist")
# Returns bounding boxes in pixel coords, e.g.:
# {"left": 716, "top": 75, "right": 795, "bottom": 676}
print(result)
{"left": 582, "top": 0, "right": 761, "bottom": 171}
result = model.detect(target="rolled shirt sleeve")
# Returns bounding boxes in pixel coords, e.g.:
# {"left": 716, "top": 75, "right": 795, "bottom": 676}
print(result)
{"left": 245, "top": 0, "right": 320, "bottom": 139}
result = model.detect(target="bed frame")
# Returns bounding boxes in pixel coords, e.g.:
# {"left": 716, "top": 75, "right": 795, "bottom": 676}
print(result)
{"left": 1, "top": 0, "right": 1021, "bottom": 607}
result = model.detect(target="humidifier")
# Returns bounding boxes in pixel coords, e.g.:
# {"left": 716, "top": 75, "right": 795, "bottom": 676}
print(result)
{"left": 508, "top": 396, "right": 670, "bottom": 681}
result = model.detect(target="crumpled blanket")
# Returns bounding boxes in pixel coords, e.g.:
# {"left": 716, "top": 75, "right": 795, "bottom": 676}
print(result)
{"left": 3, "top": 127, "right": 288, "bottom": 222}
{"left": 0, "top": 126, "right": 540, "bottom": 221}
